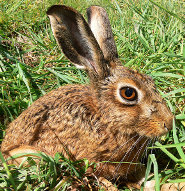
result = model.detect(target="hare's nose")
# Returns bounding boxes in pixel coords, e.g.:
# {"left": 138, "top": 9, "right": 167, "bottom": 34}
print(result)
{"left": 164, "top": 123, "right": 169, "bottom": 131}
{"left": 164, "top": 116, "right": 174, "bottom": 132}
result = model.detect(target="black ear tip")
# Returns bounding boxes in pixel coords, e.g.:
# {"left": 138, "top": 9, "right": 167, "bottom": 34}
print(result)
{"left": 86, "top": 7, "right": 91, "bottom": 14}
{"left": 47, "top": 5, "right": 57, "bottom": 15}
{"left": 86, "top": 7, "right": 92, "bottom": 23}
{"left": 86, "top": 6, "right": 108, "bottom": 23}
{"left": 47, "top": 5, "right": 68, "bottom": 15}
{"left": 47, "top": 5, "right": 79, "bottom": 17}
{"left": 87, "top": 6, "right": 102, "bottom": 23}
{"left": 87, "top": 6, "right": 106, "bottom": 13}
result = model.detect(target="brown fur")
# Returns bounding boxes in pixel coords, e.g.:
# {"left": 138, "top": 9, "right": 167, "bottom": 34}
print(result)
{"left": 1, "top": 5, "right": 173, "bottom": 186}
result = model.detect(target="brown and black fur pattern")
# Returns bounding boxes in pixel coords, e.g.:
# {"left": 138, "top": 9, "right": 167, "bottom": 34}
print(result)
{"left": 1, "top": 5, "right": 173, "bottom": 186}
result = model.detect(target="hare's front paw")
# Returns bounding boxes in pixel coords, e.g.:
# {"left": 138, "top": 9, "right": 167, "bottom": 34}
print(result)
{"left": 161, "top": 182, "right": 185, "bottom": 191}
{"left": 143, "top": 180, "right": 155, "bottom": 191}
{"left": 98, "top": 177, "right": 118, "bottom": 191}
{"left": 141, "top": 180, "right": 185, "bottom": 191}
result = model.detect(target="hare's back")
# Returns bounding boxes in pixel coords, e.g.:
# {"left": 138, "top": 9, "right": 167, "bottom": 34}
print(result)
{"left": 1, "top": 84, "right": 96, "bottom": 156}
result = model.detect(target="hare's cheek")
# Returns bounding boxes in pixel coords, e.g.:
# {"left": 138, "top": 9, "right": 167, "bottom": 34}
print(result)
{"left": 139, "top": 119, "right": 168, "bottom": 138}
{"left": 120, "top": 107, "right": 141, "bottom": 126}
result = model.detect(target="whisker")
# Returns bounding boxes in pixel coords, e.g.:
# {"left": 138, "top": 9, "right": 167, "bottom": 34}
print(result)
{"left": 111, "top": 128, "right": 157, "bottom": 181}
{"left": 125, "top": 138, "right": 150, "bottom": 179}
{"left": 97, "top": 128, "right": 160, "bottom": 183}
{"left": 136, "top": 139, "right": 151, "bottom": 172}
{"left": 123, "top": 135, "right": 145, "bottom": 162}
{"left": 150, "top": 138, "right": 156, "bottom": 154}
{"left": 111, "top": 135, "right": 144, "bottom": 180}
{"left": 96, "top": 133, "right": 138, "bottom": 176}
{"left": 137, "top": 138, "right": 150, "bottom": 171}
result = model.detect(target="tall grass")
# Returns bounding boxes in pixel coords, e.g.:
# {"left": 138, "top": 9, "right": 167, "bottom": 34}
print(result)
{"left": 0, "top": 0, "right": 185, "bottom": 190}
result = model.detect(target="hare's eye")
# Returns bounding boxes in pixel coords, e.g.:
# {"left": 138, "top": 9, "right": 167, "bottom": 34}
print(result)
{"left": 120, "top": 87, "right": 137, "bottom": 101}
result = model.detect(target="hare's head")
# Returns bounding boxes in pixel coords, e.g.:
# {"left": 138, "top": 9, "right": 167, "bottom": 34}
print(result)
{"left": 47, "top": 5, "right": 173, "bottom": 139}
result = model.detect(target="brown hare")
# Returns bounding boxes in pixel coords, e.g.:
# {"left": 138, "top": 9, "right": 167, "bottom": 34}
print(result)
{"left": 1, "top": 5, "right": 173, "bottom": 189}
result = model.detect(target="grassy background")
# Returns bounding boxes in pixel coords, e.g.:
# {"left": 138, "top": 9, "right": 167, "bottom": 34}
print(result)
{"left": 0, "top": 0, "right": 185, "bottom": 190}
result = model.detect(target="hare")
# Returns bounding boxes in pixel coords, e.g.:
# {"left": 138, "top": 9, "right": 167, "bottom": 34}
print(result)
{"left": 1, "top": 5, "right": 173, "bottom": 188}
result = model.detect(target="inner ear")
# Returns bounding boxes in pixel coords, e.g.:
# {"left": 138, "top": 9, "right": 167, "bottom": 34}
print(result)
{"left": 59, "top": 9, "right": 92, "bottom": 61}
{"left": 87, "top": 6, "right": 118, "bottom": 63}
{"left": 47, "top": 5, "right": 110, "bottom": 82}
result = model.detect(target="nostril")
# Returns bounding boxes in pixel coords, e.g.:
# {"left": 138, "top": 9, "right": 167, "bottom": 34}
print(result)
{"left": 164, "top": 123, "right": 169, "bottom": 131}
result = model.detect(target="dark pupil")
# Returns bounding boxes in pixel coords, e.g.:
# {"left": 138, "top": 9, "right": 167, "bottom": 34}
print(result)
{"left": 125, "top": 88, "right": 133, "bottom": 97}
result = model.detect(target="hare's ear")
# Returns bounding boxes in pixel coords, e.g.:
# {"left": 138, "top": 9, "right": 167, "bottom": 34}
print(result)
{"left": 87, "top": 6, "right": 118, "bottom": 63}
{"left": 47, "top": 5, "right": 109, "bottom": 82}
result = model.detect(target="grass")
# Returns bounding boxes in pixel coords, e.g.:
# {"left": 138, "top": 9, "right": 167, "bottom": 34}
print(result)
{"left": 0, "top": 0, "right": 185, "bottom": 190}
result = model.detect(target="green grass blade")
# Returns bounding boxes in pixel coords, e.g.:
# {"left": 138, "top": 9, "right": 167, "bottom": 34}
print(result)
{"left": 17, "top": 63, "right": 33, "bottom": 103}
{"left": 150, "top": 154, "right": 160, "bottom": 191}
{"left": 0, "top": 152, "right": 16, "bottom": 190}
{"left": 141, "top": 154, "right": 153, "bottom": 190}
{"left": 176, "top": 114, "right": 185, "bottom": 120}
{"left": 148, "top": 142, "right": 185, "bottom": 149}
{"left": 172, "top": 119, "right": 185, "bottom": 163}
{"left": 155, "top": 142, "right": 185, "bottom": 169}
{"left": 149, "top": 0, "right": 185, "bottom": 24}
